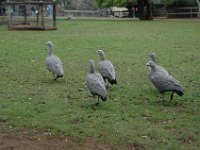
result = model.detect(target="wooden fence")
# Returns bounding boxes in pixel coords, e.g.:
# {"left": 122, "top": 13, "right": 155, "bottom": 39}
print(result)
{"left": 58, "top": 7, "right": 199, "bottom": 18}
{"left": 57, "top": 9, "right": 109, "bottom": 17}
{"left": 1, "top": 6, "right": 195, "bottom": 19}
{"left": 57, "top": 9, "right": 130, "bottom": 18}
{"left": 161, "top": 7, "right": 199, "bottom": 18}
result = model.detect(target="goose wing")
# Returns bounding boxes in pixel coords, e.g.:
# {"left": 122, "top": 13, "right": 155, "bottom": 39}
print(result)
{"left": 99, "top": 60, "right": 115, "bottom": 80}
{"left": 160, "top": 75, "right": 183, "bottom": 91}
{"left": 156, "top": 65, "right": 169, "bottom": 76}
{"left": 151, "top": 73, "right": 183, "bottom": 93}
{"left": 86, "top": 74, "right": 106, "bottom": 97}
{"left": 45, "top": 55, "right": 63, "bottom": 75}
{"left": 94, "top": 73, "right": 105, "bottom": 85}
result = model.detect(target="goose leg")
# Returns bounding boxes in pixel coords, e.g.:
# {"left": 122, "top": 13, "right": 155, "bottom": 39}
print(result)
{"left": 52, "top": 73, "right": 57, "bottom": 80}
{"left": 170, "top": 92, "right": 174, "bottom": 100}
{"left": 92, "top": 95, "right": 98, "bottom": 106}
{"left": 162, "top": 93, "right": 165, "bottom": 101}
{"left": 105, "top": 79, "right": 109, "bottom": 89}
{"left": 96, "top": 97, "right": 100, "bottom": 106}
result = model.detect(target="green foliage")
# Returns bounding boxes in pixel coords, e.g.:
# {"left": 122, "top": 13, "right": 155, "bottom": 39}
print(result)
{"left": 153, "top": 0, "right": 197, "bottom": 6}
{"left": 152, "top": 0, "right": 174, "bottom": 6}
{"left": 0, "top": 19, "right": 200, "bottom": 149}
{"left": 0, "top": 0, "right": 6, "bottom": 3}
{"left": 96, "top": 0, "right": 137, "bottom": 8}
{"left": 95, "top": 0, "right": 198, "bottom": 8}
{"left": 176, "top": 0, "right": 197, "bottom": 6}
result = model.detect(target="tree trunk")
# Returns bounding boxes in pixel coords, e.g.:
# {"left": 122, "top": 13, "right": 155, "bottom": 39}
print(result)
{"left": 138, "top": 0, "right": 153, "bottom": 20}
{"left": 138, "top": 0, "right": 145, "bottom": 20}
{"left": 196, "top": 0, "right": 200, "bottom": 17}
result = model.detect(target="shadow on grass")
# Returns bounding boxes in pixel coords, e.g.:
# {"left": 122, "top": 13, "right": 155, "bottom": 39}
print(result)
{"left": 149, "top": 99, "right": 179, "bottom": 107}
{"left": 39, "top": 77, "right": 67, "bottom": 85}
{"left": 145, "top": 88, "right": 186, "bottom": 107}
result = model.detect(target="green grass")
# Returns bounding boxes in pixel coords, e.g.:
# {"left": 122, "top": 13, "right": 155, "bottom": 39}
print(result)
{"left": 0, "top": 18, "right": 200, "bottom": 149}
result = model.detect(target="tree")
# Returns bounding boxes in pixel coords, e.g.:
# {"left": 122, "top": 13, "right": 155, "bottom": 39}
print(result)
{"left": 96, "top": 0, "right": 137, "bottom": 8}
{"left": 96, "top": 0, "right": 199, "bottom": 19}
{"left": 96, "top": 0, "right": 154, "bottom": 20}
{"left": 0, "top": 0, "right": 6, "bottom": 16}
{"left": 152, "top": 0, "right": 197, "bottom": 6}
{"left": 152, "top": 0, "right": 174, "bottom": 6}
{"left": 60, "top": 0, "right": 97, "bottom": 10}
{"left": 138, "top": 0, "right": 153, "bottom": 20}
{"left": 153, "top": 0, "right": 199, "bottom": 17}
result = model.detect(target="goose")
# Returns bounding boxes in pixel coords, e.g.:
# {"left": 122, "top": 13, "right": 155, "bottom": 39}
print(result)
{"left": 146, "top": 61, "right": 184, "bottom": 100}
{"left": 97, "top": 50, "right": 117, "bottom": 86}
{"left": 45, "top": 41, "right": 64, "bottom": 80}
{"left": 149, "top": 51, "right": 156, "bottom": 63}
{"left": 148, "top": 52, "right": 169, "bottom": 75}
{"left": 86, "top": 60, "right": 107, "bottom": 106}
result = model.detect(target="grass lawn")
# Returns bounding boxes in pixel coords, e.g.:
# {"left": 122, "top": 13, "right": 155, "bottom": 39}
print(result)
{"left": 0, "top": 18, "right": 200, "bottom": 149}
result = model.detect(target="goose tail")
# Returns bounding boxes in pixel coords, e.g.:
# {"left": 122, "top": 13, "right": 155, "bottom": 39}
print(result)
{"left": 175, "top": 90, "right": 184, "bottom": 96}
{"left": 109, "top": 79, "right": 117, "bottom": 85}
{"left": 100, "top": 96, "right": 107, "bottom": 102}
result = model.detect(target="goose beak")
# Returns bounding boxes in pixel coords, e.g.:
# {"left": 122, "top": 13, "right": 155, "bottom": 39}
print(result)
{"left": 97, "top": 49, "right": 103, "bottom": 53}
{"left": 145, "top": 63, "right": 150, "bottom": 66}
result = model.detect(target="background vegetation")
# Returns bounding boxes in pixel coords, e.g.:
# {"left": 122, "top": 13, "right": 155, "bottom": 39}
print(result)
{"left": 0, "top": 19, "right": 200, "bottom": 149}
{"left": 95, "top": 0, "right": 198, "bottom": 8}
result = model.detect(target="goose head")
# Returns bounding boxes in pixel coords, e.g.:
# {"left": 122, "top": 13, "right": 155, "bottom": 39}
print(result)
{"left": 145, "top": 61, "right": 156, "bottom": 68}
{"left": 97, "top": 50, "right": 105, "bottom": 60}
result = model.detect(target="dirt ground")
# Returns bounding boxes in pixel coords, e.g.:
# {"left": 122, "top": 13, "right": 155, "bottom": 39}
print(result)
{"left": 0, "top": 121, "right": 112, "bottom": 150}
{"left": 0, "top": 121, "right": 143, "bottom": 150}
{"left": 0, "top": 121, "right": 144, "bottom": 150}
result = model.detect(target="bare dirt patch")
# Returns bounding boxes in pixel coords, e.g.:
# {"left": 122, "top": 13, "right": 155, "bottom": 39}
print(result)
{"left": 0, "top": 122, "right": 112, "bottom": 150}
{"left": 0, "top": 122, "right": 144, "bottom": 150}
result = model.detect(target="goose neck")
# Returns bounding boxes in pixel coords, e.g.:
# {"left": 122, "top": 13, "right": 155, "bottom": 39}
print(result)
{"left": 89, "top": 61, "right": 95, "bottom": 73}
{"left": 100, "top": 53, "right": 105, "bottom": 61}
{"left": 48, "top": 46, "right": 53, "bottom": 56}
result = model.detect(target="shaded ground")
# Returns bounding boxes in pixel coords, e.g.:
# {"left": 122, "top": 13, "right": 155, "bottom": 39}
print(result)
{"left": 0, "top": 122, "right": 142, "bottom": 150}
{"left": 0, "top": 125, "right": 109, "bottom": 150}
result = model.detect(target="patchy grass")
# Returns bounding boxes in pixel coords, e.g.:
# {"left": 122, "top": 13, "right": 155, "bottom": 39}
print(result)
{"left": 0, "top": 19, "right": 200, "bottom": 149}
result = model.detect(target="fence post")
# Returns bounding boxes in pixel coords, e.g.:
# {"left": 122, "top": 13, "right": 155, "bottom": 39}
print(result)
{"left": 23, "top": 3, "right": 27, "bottom": 25}
{"left": 8, "top": 4, "right": 12, "bottom": 29}
{"left": 53, "top": 3, "right": 56, "bottom": 28}
{"left": 41, "top": 3, "right": 45, "bottom": 29}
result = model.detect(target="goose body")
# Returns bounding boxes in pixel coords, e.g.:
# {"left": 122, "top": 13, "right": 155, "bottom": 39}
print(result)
{"left": 97, "top": 50, "right": 117, "bottom": 85}
{"left": 45, "top": 41, "right": 64, "bottom": 79}
{"left": 86, "top": 60, "right": 107, "bottom": 105}
{"left": 146, "top": 61, "right": 184, "bottom": 100}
